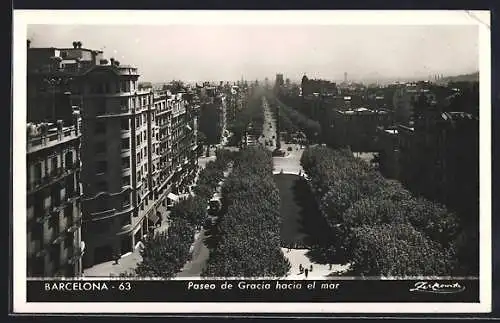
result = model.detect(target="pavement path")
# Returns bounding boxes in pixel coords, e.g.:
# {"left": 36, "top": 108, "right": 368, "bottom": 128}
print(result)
{"left": 176, "top": 230, "right": 210, "bottom": 277}
{"left": 282, "top": 248, "right": 350, "bottom": 279}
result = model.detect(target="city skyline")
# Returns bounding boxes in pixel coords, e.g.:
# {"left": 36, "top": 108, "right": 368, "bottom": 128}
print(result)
{"left": 27, "top": 24, "right": 479, "bottom": 83}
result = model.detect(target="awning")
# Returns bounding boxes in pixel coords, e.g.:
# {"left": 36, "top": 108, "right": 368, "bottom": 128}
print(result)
{"left": 148, "top": 211, "right": 160, "bottom": 225}
{"left": 167, "top": 193, "right": 179, "bottom": 202}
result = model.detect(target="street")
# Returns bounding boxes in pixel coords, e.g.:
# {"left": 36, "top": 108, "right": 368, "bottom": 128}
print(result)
{"left": 259, "top": 95, "right": 349, "bottom": 278}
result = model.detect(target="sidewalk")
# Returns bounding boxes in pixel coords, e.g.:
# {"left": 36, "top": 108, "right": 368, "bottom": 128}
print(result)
{"left": 83, "top": 243, "right": 144, "bottom": 277}
{"left": 176, "top": 230, "right": 209, "bottom": 277}
{"left": 281, "top": 248, "right": 350, "bottom": 279}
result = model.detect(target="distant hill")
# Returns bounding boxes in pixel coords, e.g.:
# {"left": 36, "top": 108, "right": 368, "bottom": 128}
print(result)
{"left": 441, "top": 72, "right": 479, "bottom": 83}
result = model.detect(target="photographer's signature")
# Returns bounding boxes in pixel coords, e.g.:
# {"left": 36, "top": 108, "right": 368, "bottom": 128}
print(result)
{"left": 409, "top": 281, "right": 466, "bottom": 294}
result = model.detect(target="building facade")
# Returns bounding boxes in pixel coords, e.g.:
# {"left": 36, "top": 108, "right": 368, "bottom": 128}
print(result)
{"left": 27, "top": 41, "right": 200, "bottom": 271}
{"left": 73, "top": 61, "right": 159, "bottom": 268}
{"left": 26, "top": 112, "right": 84, "bottom": 277}
{"left": 330, "top": 107, "right": 393, "bottom": 151}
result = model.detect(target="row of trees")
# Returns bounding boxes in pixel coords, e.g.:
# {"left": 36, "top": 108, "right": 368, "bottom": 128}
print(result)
{"left": 202, "top": 146, "right": 291, "bottom": 277}
{"left": 266, "top": 94, "right": 321, "bottom": 142}
{"left": 300, "top": 146, "right": 477, "bottom": 277}
{"left": 227, "top": 88, "right": 265, "bottom": 146}
{"left": 134, "top": 150, "right": 235, "bottom": 278}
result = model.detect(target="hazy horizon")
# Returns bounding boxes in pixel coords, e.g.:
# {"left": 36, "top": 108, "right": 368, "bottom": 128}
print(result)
{"left": 27, "top": 24, "right": 479, "bottom": 84}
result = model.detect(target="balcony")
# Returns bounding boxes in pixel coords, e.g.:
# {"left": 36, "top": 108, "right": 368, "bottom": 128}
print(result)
{"left": 28, "top": 168, "right": 78, "bottom": 193}
{"left": 27, "top": 127, "right": 81, "bottom": 154}
{"left": 67, "top": 216, "right": 82, "bottom": 233}
{"left": 68, "top": 248, "right": 84, "bottom": 265}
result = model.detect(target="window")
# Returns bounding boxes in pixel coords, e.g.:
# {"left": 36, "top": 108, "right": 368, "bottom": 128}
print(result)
{"left": 50, "top": 157, "right": 58, "bottom": 175}
{"left": 121, "top": 138, "right": 130, "bottom": 150}
{"left": 122, "top": 176, "right": 130, "bottom": 187}
{"left": 136, "top": 117, "right": 140, "bottom": 128}
{"left": 143, "top": 132, "right": 146, "bottom": 140}
{"left": 51, "top": 185, "right": 61, "bottom": 207}
{"left": 121, "top": 157, "right": 130, "bottom": 169}
{"left": 95, "top": 142, "right": 106, "bottom": 154}
{"left": 49, "top": 244, "right": 61, "bottom": 268}
{"left": 136, "top": 153, "right": 141, "bottom": 163}
{"left": 64, "top": 233, "right": 74, "bottom": 250}
{"left": 94, "top": 122, "right": 106, "bottom": 134}
{"left": 122, "top": 195, "right": 130, "bottom": 208}
{"left": 136, "top": 134, "right": 141, "bottom": 145}
{"left": 95, "top": 161, "right": 107, "bottom": 173}
{"left": 96, "top": 181, "right": 108, "bottom": 192}
{"left": 121, "top": 118, "right": 129, "bottom": 130}
{"left": 120, "top": 215, "right": 131, "bottom": 227}
{"left": 34, "top": 162, "right": 42, "bottom": 183}
{"left": 96, "top": 100, "right": 106, "bottom": 115}
{"left": 64, "top": 205, "right": 73, "bottom": 219}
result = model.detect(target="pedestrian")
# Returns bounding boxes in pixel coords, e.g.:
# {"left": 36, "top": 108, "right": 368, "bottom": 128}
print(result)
{"left": 299, "top": 264, "right": 303, "bottom": 273}
{"left": 304, "top": 268, "right": 309, "bottom": 278}
{"left": 113, "top": 253, "right": 120, "bottom": 265}
{"left": 310, "top": 264, "right": 313, "bottom": 272}
{"left": 329, "top": 264, "right": 332, "bottom": 270}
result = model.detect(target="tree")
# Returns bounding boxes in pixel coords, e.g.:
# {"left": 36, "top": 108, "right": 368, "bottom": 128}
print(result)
{"left": 351, "top": 224, "right": 457, "bottom": 277}
{"left": 135, "top": 218, "right": 195, "bottom": 278}
{"left": 202, "top": 146, "right": 290, "bottom": 278}
{"left": 197, "top": 131, "right": 209, "bottom": 157}
{"left": 170, "top": 196, "right": 208, "bottom": 228}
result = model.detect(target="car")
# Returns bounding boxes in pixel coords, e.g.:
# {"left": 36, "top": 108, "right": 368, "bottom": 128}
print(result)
{"left": 272, "top": 149, "right": 286, "bottom": 157}
{"left": 287, "top": 147, "right": 293, "bottom": 151}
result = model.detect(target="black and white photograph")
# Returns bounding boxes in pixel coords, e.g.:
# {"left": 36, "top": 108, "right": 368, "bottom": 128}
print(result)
{"left": 12, "top": 10, "right": 491, "bottom": 314}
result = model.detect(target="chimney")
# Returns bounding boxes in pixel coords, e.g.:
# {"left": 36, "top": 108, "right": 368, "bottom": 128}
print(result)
{"left": 56, "top": 119, "right": 64, "bottom": 132}
{"left": 72, "top": 109, "right": 81, "bottom": 134}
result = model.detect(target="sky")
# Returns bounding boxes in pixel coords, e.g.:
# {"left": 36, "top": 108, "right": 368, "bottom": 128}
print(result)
{"left": 27, "top": 24, "right": 479, "bottom": 84}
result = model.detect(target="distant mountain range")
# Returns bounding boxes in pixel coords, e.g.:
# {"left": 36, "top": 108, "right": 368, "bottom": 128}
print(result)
{"left": 439, "top": 71, "right": 479, "bottom": 83}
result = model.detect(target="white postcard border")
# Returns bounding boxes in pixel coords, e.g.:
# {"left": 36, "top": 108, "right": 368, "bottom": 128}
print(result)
{"left": 12, "top": 9, "right": 492, "bottom": 314}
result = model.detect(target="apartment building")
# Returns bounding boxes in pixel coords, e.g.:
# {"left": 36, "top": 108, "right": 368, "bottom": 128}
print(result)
{"left": 75, "top": 61, "right": 158, "bottom": 268}
{"left": 28, "top": 42, "right": 162, "bottom": 268}
{"left": 27, "top": 42, "right": 200, "bottom": 270}
{"left": 330, "top": 107, "right": 393, "bottom": 151}
{"left": 153, "top": 89, "right": 199, "bottom": 210}
{"left": 198, "top": 86, "right": 228, "bottom": 146}
{"left": 26, "top": 111, "right": 84, "bottom": 277}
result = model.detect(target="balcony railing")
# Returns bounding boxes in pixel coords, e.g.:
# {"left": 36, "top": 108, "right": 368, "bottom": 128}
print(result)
{"left": 67, "top": 216, "right": 82, "bottom": 233}
{"left": 28, "top": 165, "right": 79, "bottom": 193}
{"left": 27, "top": 128, "right": 80, "bottom": 152}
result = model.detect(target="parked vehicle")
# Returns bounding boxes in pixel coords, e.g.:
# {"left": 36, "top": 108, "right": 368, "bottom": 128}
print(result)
{"left": 272, "top": 149, "right": 286, "bottom": 157}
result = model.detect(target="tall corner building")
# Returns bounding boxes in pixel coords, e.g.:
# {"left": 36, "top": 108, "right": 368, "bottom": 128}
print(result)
{"left": 75, "top": 59, "right": 158, "bottom": 268}
{"left": 27, "top": 41, "right": 200, "bottom": 271}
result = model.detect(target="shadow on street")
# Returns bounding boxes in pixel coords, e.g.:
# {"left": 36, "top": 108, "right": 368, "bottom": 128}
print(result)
{"left": 274, "top": 174, "right": 331, "bottom": 248}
